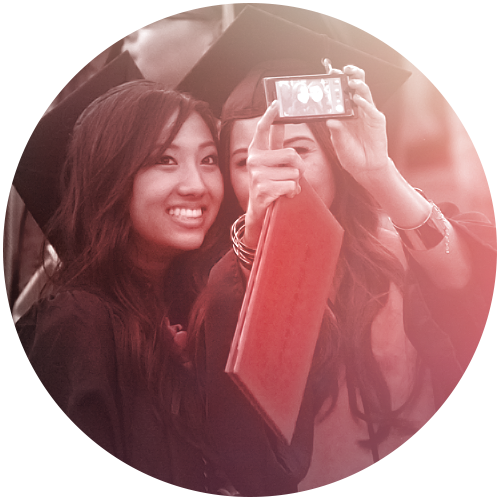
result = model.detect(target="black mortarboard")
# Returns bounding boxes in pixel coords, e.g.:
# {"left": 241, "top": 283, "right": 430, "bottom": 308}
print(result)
{"left": 178, "top": 5, "right": 411, "bottom": 120}
{"left": 13, "top": 51, "right": 144, "bottom": 243}
{"left": 233, "top": 2, "right": 335, "bottom": 38}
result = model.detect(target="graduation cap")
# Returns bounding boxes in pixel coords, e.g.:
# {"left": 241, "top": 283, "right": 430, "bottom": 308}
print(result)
{"left": 12, "top": 51, "right": 144, "bottom": 248}
{"left": 233, "top": 2, "right": 335, "bottom": 38}
{"left": 178, "top": 5, "right": 411, "bottom": 120}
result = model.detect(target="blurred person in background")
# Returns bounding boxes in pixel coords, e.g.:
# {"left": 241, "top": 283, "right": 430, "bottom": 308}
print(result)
{"left": 3, "top": 3, "right": 131, "bottom": 341}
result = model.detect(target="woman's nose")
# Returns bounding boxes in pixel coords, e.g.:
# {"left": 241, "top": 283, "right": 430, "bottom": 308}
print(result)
{"left": 177, "top": 164, "right": 207, "bottom": 196}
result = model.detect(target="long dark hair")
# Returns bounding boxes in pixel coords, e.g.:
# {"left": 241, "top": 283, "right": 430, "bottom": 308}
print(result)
{"left": 306, "top": 122, "right": 420, "bottom": 444}
{"left": 192, "top": 116, "right": 419, "bottom": 446}
{"left": 45, "top": 80, "right": 225, "bottom": 407}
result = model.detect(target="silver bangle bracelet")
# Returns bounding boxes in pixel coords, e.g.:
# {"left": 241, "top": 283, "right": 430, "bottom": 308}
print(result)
{"left": 231, "top": 214, "right": 257, "bottom": 270}
{"left": 392, "top": 190, "right": 450, "bottom": 253}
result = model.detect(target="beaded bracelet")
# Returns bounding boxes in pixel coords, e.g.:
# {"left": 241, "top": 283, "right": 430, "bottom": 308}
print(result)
{"left": 231, "top": 214, "right": 257, "bottom": 270}
{"left": 392, "top": 190, "right": 450, "bottom": 253}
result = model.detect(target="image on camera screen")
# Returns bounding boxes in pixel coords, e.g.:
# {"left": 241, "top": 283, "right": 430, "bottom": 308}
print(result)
{"left": 275, "top": 77, "right": 345, "bottom": 118}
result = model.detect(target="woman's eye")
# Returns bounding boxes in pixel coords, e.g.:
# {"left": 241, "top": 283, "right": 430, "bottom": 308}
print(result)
{"left": 235, "top": 158, "right": 247, "bottom": 169}
{"left": 157, "top": 155, "right": 177, "bottom": 166}
{"left": 202, "top": 154, "right": 219, "bottom": 166}
{"left": 293, "top": 146, "right": 310, "bottom": 156}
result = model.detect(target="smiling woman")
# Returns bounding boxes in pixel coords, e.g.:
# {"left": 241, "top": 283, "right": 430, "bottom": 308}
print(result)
{"left": 15, "top": 80, "right": 225, "bottom": 491}
{"left": 129, "top": 112, "right": 223, "bottom": 278}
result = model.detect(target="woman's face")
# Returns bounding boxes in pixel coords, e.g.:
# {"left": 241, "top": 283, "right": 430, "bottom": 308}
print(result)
{"left": 129, "top": 112, "right": 223, "bottom": 264}
{"left": 119, "top": 3, "right": 221, "bottom": 89}
{"left": 229, "top": 117, "right": 336, "bottom": 211}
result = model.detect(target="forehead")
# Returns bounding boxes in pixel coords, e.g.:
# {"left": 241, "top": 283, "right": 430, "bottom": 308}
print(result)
{"left": 163, "top": 111, "right": 214, "bottom": 147}
{"left": 231, "top": 118, "right": 315, "bottom": 152}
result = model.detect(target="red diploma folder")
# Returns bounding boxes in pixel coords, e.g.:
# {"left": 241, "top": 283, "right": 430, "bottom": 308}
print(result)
{"left": 225, "top": 178, "right": 344, "bottom": 444}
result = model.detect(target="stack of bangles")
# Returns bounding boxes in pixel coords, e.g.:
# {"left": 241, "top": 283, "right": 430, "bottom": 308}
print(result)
{"left": 231, "top": 214, "right": 257, "bottom": 270}
{"left": 391, "top": 188, "right": 450, "bottom": 253}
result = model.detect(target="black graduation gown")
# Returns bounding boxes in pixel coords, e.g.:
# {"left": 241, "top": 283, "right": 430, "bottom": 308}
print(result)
{"left": 197, "top": 204, "right": 497, "bottom": 496}
{"left": 3, "top": 291, "right": 205, "bottom": 496}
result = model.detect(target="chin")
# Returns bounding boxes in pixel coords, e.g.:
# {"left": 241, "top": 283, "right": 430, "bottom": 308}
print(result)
{"left": 170, "top": 233, "right": 207, "bottom": 253}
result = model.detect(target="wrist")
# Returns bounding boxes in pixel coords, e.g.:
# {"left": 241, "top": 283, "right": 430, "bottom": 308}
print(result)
{"left": 243, "top": 208, "right": 264, "bottom": 248}
{"left": 392, "top": 197, "right": 450, "bottom": 253}
{"left": 361, "top": 160, "right": 432, "bottom": 228}
{"left": 354, "top": 157, "right": 397, "bottom": 194}
{"left": 231, "top": 215, "right": 257, "bottom": 270}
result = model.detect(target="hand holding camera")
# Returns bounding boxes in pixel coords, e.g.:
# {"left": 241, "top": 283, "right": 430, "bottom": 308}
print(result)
{"left": 263, "top": 62, "right": 392, "bottom": 191}
{"left": 243, "top": 101, "right": 305, "bottom": 248}
{"left": 325, "top": 65, "right": 393, "bottom": 190}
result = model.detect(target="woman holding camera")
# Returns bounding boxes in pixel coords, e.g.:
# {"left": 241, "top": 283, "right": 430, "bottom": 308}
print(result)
{"left": 16, "top": 80, "right": 225, "bottom": 491}
{"left": 190, "top": 59, "right": 495, "bottom": 495}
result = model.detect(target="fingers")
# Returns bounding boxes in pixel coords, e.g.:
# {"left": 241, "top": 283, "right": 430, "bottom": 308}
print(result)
{"left": 285, "top": 182, "right": 302, "bottom": 198}
{"left": 250, "top": 100, "right": 280, "bottom": 151}
{"left": 341, "top": 65, "right": 375, "bottom": 106}
{"left": 343, "top": 65, "right": 365, "bottom": 82}
{"left": 246, "top": 100, "right": 305, "bottom": 217}
{"left": 326, "top": 96, "right": 382, "bottom": 135}
{"left": 250, "top": 164, "right": 301, "bottom": 186}
{"left": 249, "top": 177, "right": 301, "bottom": 214}
{"left": 352, "top": 93, "right": 385, "bottom": 121}
{"left": 248, "top": 151, "right": 303, "bottom": 206}
{"left": 348, "top": 78, "right": 374, "bottom": 105}
{"left": 270, "top": 123, "right": 284, "bottom": 150}
{"left": 244, "top": 174, "right": 300, "bottom": 247}
{"left": 248, "top": 148, "right": 305, "bottom": 177}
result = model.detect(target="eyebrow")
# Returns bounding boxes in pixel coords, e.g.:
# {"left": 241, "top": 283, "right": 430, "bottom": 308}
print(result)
{"left": 231, "top": 147, "right": 248, "bottom": 158}
{"left": 231, "top": 136, "right": 314, "bottom": 157}
{"left": 165, "top": 140, "right": 217, "bottom": 151}
{"left": 283, "top": 136, "right": 315, "bottom": 146}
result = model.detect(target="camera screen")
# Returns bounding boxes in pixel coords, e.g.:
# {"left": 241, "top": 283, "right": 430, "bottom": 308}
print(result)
{"left": 275, "top": 77, "right": 345, "bottom": 118}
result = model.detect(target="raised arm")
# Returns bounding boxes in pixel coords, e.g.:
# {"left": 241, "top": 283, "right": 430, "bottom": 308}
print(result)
{"left": 327, "top": 65, "right": 472, "bottom": 290}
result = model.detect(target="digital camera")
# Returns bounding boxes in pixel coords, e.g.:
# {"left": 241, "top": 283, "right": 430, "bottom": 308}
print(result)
{"left": 263, "top": 72, "right": 355, "bottom": 123}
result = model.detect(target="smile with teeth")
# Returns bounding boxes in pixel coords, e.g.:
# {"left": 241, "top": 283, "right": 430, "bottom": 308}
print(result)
{"left": 168, "top": 207, "right": 204, "bottom": 219}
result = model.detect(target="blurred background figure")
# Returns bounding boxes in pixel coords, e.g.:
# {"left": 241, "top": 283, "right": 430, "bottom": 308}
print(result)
{"left": 3, "top": 3, "right": 131, "bottom": 339}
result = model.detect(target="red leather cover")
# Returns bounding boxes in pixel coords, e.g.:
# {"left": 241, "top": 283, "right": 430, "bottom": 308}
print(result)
{"left": 226, "top": 178, "right": 344, "bottom": 444}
